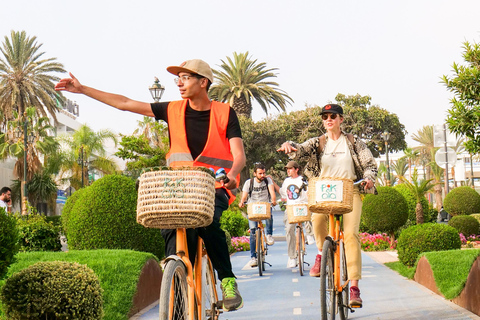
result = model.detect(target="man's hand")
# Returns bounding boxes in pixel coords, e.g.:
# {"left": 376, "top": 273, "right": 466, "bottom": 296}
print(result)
{"left": 55, "top": 72, "right": 84, "bottom": 94}
{"left": 277, "top": 142, "right": 297, "bottom": 154}
{"left": 222, "top": 175, "right": 237, "bottom": 190}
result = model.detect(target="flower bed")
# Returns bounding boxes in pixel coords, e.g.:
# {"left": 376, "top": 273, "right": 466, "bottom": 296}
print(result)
{"left": 460, "top": 234, "right": 480, "bottom": 248}
{"left": 231, "top": 236, "right": 250, "bottom": 252}
{"left": 360, "top": 232, "right": 396, "bottom": 251}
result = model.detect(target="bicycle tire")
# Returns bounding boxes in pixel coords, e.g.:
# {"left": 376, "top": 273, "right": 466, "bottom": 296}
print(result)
{"left": 201, "top": 255, "right": 219, "bottom": 320}
{"left": 159, "top": 259, "right": 189, "bottom": 320}
{"left": 320, "top": 239, "right": 336, "bottom": 320}
{"left": 296, "top": 226, "right": 304, "bottom": 276}
{"left": 338, "top": 239, "right": 349, "bottom": 320}
{"left": 256, "top": 228, "right": 263, "bottom": 276}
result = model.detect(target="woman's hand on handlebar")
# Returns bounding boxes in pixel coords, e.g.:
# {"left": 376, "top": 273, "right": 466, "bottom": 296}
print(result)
{"left": 363, "top": 178, "right": 374, "bottom": 190}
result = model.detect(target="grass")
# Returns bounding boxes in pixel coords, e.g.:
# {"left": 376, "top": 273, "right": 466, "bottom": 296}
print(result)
{"left": 0, "top": 249, "right": 159, "bottom": 320}
{"left": 385, "top": 248, "right": 480, "bottom": 300}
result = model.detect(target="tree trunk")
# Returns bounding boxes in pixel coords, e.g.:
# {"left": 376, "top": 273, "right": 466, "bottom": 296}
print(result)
{"left": 416, "top": 202, "right": 424, "bottom": 224}
{"left": 434, "top": 184, "right": 443, "bottom": 211}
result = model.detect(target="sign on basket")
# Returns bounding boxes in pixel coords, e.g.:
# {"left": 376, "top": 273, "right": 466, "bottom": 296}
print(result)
{"left": 315, "top": 180, "right": 344, "bottom": 202}
{"left": 293, "top": 205, "right": 308, "bottom": 217}
{"left": 252, "top": 203, "right": 268, "bottom": 216}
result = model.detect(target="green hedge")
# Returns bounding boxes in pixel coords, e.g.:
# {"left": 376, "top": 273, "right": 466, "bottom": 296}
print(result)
{"left": 0, "top": 212, "right": 19, "bottom": 279}
{"left": 62, "top": 175, "right": 164, "bottom": 259}
{"left": 443, "top": 186, "right": 480, "bottom": 216}
{"left": 16, "top": 214, "right": 62, "bottom": 252}
{"left": 397, "top": 223, "right": 461, "bottom": 267}
{"left": 1, "top": 261, "right": 103, "bottom": 319}
{"left": 393, "top": 184, "right": 430, "bottom": 224}
{"left": 448, "top": 215, "right": 480, "bottom": 237}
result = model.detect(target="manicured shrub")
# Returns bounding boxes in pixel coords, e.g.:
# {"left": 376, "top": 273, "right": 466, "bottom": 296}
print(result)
{"left": 471, "top": 213, "right": 480, "bottom": 224}
{"left": 448, "top": 215, "right": 480, "bottom": 237}
{"left": 0, "top": 261, "right": 103, "bottom": 319}
{"left": 63, "top": 175, "right": 165, "bottom": 259}
{"left": 361, "top": 186, "right": 408, "bottom": 237}
{"left": 224, "top": 229, "right": 233, "bottom": 253}
{"left": 0, "top": 211, "right": 19, "bottom": 279}
{"left": 393, "top": 184, "right": 430, "bottom": 224}
{"left": 61, "top": 187, "right": 87, "bottom": 237}
{"left": 443, "top": 186, "right": 480, "bottom": 216}
{"left": 397, "top": 223, "right": 461, "bottom": 267}
{"left": 16, "top": 214, "right": 62, "bottom": 252}
{"left": 221, "top": 209, "right": 249, "bottom": 237}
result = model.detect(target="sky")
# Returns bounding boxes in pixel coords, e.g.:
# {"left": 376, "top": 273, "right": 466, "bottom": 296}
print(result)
{"left": 2, "top": 0, "right": 480, "bottom": 148}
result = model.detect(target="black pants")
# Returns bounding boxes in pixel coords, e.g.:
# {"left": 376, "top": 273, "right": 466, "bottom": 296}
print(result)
{"left": 161, "top": 188, "right": 235, "bottom": 280}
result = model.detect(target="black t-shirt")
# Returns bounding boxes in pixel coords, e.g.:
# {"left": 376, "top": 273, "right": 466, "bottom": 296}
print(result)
{"left": 151, "top": 101, "right": 242, "bottom": 159}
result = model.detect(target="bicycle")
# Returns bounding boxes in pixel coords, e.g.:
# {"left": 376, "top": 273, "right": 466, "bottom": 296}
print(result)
{"left": 137, "top": 167, "right": 228, "bottom": 320}
{"left": 286, "top": 204, "right": 311, "bottom": 276}
{"left": 294, "top": 222, "right": 310, "bottom": 276}
{"left": 317, "top": 179, "right": 365, "bottom": 320}
{"left": 247, "top": 202, "right": 272, "bottom": 276}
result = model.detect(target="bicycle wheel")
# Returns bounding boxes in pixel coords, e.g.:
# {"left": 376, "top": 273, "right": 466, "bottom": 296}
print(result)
{"left": 256, "top": 228, "right": 263, "bottom": 276}
{"left": 338, "top": 239, "right": 349, "bottom": 320}
{"left": 296, "top": 226, "right": 304, "bottom": 276}
{"left": 201, "top": 255, "right": 219, "bottom": 320}
{"left": 320, "top": 239, "right": 336, "bottom": 320}
{"left": 159, "top": 259, "right": 189, "bottom": 320}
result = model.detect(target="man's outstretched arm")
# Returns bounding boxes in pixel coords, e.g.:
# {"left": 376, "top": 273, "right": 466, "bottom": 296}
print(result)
{"left": 55, "top": 72, "right": 154, "bottom": 117}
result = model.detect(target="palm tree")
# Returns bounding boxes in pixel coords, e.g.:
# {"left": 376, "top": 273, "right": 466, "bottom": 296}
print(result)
{"left": 403, "top": 147, "right": 419, "bottom": 182}
{"left": 390, "top": 157, "right": 408, "bottom": 183}
{"left": 429, "top": 161, "right": 444, "bottom": 211}
{"left": 133, "top": 116, "right": 169, "bottom": 150}
{"left": 209, "top": 51, "right": 293, "bottom": 118}
{"left": 57, "top": 124, "right": 119, "bottom": 190}
{"left": 0, "top": 30, "right": 66, "bottom": 123}
{"left": 412, "top": 125, "right": 435, "bottom": 180}
{"left": 404, "top": 169, "right": 435, "bottom": 224}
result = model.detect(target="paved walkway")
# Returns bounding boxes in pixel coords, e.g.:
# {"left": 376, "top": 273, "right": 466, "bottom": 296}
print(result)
{"left": 133, "top": 210, "right": 480, "bottom": 319}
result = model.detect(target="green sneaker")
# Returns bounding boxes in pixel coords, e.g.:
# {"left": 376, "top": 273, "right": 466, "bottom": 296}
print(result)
{"left": 221, "top": 277, "right": 243, "bottom": 311}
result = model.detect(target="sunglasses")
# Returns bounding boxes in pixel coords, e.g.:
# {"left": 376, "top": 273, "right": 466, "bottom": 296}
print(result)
{"left": 322, "top": 113, "right": 338, "bottom": 120}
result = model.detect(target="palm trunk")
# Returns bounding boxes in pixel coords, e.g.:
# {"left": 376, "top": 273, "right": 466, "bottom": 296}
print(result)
{"left": 416, "top": 202, "right": 424, "bottom": 224}
{"left": 434, "top": 184, "right": 443, "bottom": 211}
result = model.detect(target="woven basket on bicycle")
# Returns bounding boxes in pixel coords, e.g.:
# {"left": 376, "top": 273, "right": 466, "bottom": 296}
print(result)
{"left": 247, "top": 202, "right": 271, "bottom": 221}
{"left": 286, "top": 203, "right": 311, "bottom": 224}
{"left": 307, "top": 177, "right": 353, "bottom": 215}
{"left": 136, "top": 167, "right": 216, "bottom": 229}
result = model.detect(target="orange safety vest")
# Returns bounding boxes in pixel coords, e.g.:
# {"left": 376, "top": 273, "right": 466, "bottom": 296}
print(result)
{"left": 166, "top": 100, "right": 239, "bottom": 204}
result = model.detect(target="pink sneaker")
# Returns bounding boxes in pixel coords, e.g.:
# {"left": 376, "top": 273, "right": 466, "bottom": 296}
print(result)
{"left": 309, "top": 254, "right": 321, "bottom": 277}
{"left": 349, "top": 286, "right": 363, "bottom": 308}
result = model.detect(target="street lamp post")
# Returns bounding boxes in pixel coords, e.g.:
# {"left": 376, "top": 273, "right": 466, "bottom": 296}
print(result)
{"left": 22, "top": 112, "right": 28, "bottom": 215}
{"left": 149, "top": 77, "right": 165, "bottom": 102}
{"left": 381, "top": 131, "right": 391, "bottom": 186}
{"left": 77, "top": 146, "right": 88, "bottom": 188}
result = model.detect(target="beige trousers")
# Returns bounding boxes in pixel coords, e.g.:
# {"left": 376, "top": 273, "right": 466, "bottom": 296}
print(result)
{"left": 311, "top": 191, "right": 363, "bottom": 280}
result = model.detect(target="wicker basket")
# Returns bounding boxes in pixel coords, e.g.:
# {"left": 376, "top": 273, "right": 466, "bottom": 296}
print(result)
{"left": 286, "top": 204, "right": 311, "bottom": 224}
{"left": 247, "top": 202, "right": 271, "bottom": 221}
{"left": 307, "top": 177, "right": 353, "bottom": 215}
{"left": 136, "top": 167, "right": 216, "bottom": 229}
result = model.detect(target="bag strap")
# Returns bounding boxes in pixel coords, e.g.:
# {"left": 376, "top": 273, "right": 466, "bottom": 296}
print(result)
{"left": 248, "top": 178, "right": 271, "bottom": 202}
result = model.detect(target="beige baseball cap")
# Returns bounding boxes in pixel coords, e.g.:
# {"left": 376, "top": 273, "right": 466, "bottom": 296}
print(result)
{"left": 167, "top": 59, "right": 213, "bottom": 83}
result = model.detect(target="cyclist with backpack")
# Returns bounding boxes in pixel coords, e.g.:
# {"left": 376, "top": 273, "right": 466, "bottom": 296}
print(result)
{"left": 239, "top": 162, "right": 277, "bottom": 267}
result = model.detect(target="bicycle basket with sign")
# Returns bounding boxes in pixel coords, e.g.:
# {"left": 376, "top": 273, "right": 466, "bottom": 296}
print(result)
{"left": 307, "top": 177, "right": 353, "bottom": 215}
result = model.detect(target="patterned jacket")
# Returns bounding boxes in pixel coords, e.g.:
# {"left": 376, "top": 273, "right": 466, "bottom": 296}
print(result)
{"left": 287, "top": 132, "right": 378, "bottom": 192}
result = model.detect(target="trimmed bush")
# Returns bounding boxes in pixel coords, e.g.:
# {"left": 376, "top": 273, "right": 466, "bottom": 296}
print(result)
{"left": 471, "top": 213, "right": 480, "bottom": 224}
{"left": 63, "top": 175, "right": 165, "bottom": 259}
{"left": 443, "top": 186, "right": 480, "bottom": 216}
{"left": 16, "top": 214, "right": 62, "bottom": 252}
{"left": 393, "top": 184, "right": 429, "bottom": 224}
{"left": 362, "top": 186, "right": 408, "bottom": 236}
{"left": 224, "top": 229, "right": 234, "bottom": 253}
{"left": 448, "top": 215, "right": 480, "bottom": 237}
{"left": 221, "top": 209, "right": 249, "bottom": 237}
{"left": 397, "top": 223, "right": 461, "bottom": 267}
{"left": 0, "top": 261, "right": 103, "bottom": 319}
{"left": 0, "top": 211, "right": 19, "bottom": 279}
{"left": 61, "top": 187, "right": 87, "bottom": 237}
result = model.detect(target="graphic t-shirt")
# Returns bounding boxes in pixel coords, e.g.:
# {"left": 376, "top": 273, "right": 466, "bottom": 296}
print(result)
{"left": 242, "top": 177, "right": 273, "bottom": 203}
{"left": 280, "top": 176, "right": 308, "bottom": 205}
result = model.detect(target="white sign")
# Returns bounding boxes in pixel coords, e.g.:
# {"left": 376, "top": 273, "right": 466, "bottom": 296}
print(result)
{"left": 293, "top": 205, "right": 309, "bottom": 217}
{"left": 435, "top": 147, "right": 457, "bottom": 169}
{"left": 252, "top": 204, "right": 268, "bottom": 216}
{"left": 433, "top": 124, "right": 457, "bottom": 148}
{"left": 315, "top": 180, "right": 344, "bottom": 202}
